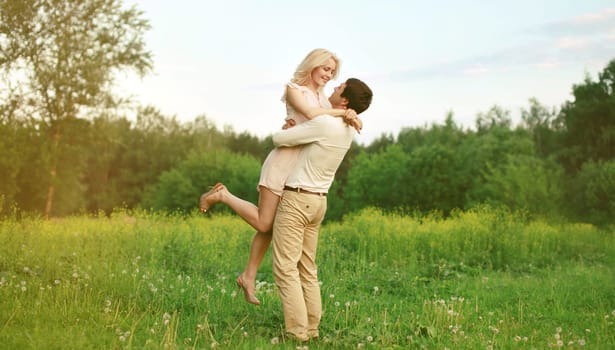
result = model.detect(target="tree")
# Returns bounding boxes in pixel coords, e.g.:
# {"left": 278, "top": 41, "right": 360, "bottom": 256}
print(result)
{"left": 345, "top": 144, "right": 411, "bottom": 211}
{"left": 476, "top": 105, "right": 512, "bottom": 133}
{"left": 569, "top": 160, "right": 615, "bottom": 225}
{"left": 0, "top": 0, "right": 152, "bottom": 217}
{"left": 143, "top": 150, "right": 261, "bottom": 213}
{"left": 520, "top": 98, "right": 559, "bottom": 157}
{"left": 482, "top": 154, "right": 564, "bottom": 216}
{"left": 557, "top": 59, "right": 615, "bottom": 173}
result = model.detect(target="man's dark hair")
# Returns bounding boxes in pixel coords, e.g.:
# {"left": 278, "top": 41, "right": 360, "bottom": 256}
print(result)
{"left": 341, "top": 78, "right": 373, "bottom": 114}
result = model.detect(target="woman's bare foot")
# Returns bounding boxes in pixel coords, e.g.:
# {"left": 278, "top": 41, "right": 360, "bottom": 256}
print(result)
{"left": 199, "top": 183, "right": 225, "bottom": 213}
{"left": 236, "top": 273, "right": 260, "bottom": 305}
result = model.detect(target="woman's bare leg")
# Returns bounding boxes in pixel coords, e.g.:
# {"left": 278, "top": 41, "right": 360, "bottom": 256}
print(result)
{"left": 236, "top": 231, "right": 272, "bottom": 305}
{"left": 202, "top": 185, "right": 280, "bottom": 304}
{"left": 203, "top": 185, "right": 279, "bottom": 233}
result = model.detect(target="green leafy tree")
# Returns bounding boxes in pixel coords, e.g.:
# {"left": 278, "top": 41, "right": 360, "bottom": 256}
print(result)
{"left": 345, "top": 144, "right": 411, "bottom": 211}
{"left": 82, "top": 114, "right": 133, "bottom": 213}
{"left": 476, "top": 105, "right": 512, "bottom": 133}
{"left": 462, "top": 117, "right": 535, "bottom": 207}
{"left": 557, "top": 59, "right": 615, "bottom": 173}
{"left": 143, "top": 149, "right": 261, "bottom": 213}
{"left": 570, "top": 160, "right": 615, "bottom": 225}
{"left": 0, "top": 0, "right": 152, "bottom": 217}
{"left": 404, "top": 144, "right": 466, "bottom": 213}
{"left": 482, "top": 154, "right": 564, "bottom": 216}
{"left": 520, "top": 98, "right": 560, "bottom": 157}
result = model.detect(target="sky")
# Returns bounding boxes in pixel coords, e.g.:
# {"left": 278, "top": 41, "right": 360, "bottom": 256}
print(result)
{"left": 117, "top": 0, "right": 615, "bottom": 145}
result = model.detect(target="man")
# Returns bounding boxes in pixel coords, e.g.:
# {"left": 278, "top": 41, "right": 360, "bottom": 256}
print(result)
{"left": 270, "top": 78, "right": 373, "bottom": 341}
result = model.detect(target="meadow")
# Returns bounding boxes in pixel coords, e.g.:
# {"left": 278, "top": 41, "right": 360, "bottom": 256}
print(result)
{"left": 0, "top": 206, "right": 613, "bottom": 349}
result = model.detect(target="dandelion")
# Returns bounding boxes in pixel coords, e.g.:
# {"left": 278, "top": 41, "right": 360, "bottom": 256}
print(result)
{"left": 568, "top": 341, "right": 575, "bottom": 346}
{"left": 21, "top": 286, "right": 27, "bottom": 292}
{"left": 514, "top": 335, "right": 521, "bottom": 342}
{"left": 366, "top": 335, "right": 373, "bottom": 342}
{"left": 554, "top": 333, "right": 560, "bottom": 340}
{"left": 23, "top": 267, "right": 30, "bottom": 273}
{"left": 150, "top": 328, "right": 155, "bottom": 334}
{"left": 585, "top": 329, "right": 590, "bottom": 333}
{"left": 221, "top": 288, "right": 226, "bottom": 294}
{"left": 556, "top": 327, "right": 562, "bottom": 333}
{"left": 329, "top": 294, "right": 335, "bottom": 299}
{"left": 556, "top": 340, "right": 563, "bottom": 347}
{"left": 578, "top": 339, "right": 585, "bottom": 346}
{"left": 357, "top": 343, "right": 364, "bottom": 349}
{"left": 345, "top": 301, "right": 351, "bottom": 307}
{"left": 335, "top": 301, "right": 340, "bottom": 307}
{"left": 119, "top": 335, "right": 126, "bottom": 342}
{"left": 373, "top": 286, "right": 379, "bottom": 293}
{"left": 271, "top": 337, "right": 279, "bottom": 344}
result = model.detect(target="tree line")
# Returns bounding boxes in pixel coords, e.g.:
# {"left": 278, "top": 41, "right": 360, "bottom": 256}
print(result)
{"left": 1, "top": 1, "right": 613, "bottom": 224}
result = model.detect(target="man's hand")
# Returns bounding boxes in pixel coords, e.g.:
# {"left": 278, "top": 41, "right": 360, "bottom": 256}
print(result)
{"left": 343, "top": 109, "right": 362, "bottom": 133}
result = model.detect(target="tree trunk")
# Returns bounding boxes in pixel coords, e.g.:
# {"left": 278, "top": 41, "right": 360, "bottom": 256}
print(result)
{"left": 44, "top": 167, "right": 56, "bottom": 219}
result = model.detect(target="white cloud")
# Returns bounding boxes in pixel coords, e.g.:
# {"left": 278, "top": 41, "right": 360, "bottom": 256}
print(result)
{"left": 555, "top": 37, "right": 590, "bottom": 49}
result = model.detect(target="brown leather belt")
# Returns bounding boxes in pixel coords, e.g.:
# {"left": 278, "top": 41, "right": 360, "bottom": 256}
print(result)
{"left": 284, "top": 186, "right": 327, "bottom": 196}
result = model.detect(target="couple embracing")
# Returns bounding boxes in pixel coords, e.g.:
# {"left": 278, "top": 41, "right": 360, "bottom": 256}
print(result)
{"left": 200, "top": 48, "right": 373, "bottom": 341}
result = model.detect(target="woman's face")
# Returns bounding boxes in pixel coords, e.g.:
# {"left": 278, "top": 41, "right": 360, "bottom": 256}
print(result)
{"left": 310, "top": 58, "right": 336, "bottom": 88}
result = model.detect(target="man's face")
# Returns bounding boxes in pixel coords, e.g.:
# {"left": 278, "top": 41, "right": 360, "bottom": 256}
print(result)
{"left": 328, "top": 82, "right": 348, "bottom": 108}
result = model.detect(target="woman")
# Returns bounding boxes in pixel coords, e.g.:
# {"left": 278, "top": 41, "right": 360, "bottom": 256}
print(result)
{"left": 200, "top": 48, "right": 360, "bottom": 305}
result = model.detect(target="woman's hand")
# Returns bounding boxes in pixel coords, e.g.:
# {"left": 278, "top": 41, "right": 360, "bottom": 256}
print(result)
{"left": 282, "top": 119, "right": 296, "bottom": 129}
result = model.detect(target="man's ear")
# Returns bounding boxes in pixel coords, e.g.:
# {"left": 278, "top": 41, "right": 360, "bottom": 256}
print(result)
{"left": 340, "top": 97, "right": 349, "bottom": 108}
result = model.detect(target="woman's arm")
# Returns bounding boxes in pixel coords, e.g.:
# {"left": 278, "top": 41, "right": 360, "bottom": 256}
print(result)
{"left": 286, "top": 86, "right": 363, "bottom": 132}
{"left": 286, "top": 86, "right": 346, "bottom": 119}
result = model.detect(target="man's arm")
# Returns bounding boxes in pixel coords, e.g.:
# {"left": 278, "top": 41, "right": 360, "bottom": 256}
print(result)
{"left": 272, "top": 116, "right": 328, "bottom": 147}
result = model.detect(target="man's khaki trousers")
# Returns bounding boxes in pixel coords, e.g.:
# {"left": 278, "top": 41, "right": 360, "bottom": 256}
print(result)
{"left": 272, "top": 190, "right": 327, "bottom": 341}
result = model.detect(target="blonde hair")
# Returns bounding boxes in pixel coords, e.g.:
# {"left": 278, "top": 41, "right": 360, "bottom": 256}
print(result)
{"left": 291, "top": 48, "right": 340, "bottom": 87}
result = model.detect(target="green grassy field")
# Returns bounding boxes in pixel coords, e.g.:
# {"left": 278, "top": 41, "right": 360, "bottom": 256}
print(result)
{"left": 0, "top": 207, "right": 613, "bottom": 349}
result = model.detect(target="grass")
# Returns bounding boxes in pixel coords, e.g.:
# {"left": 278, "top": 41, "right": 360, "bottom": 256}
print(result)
{"left": 0, "top": 207, "right": 613, "bottom": 349}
